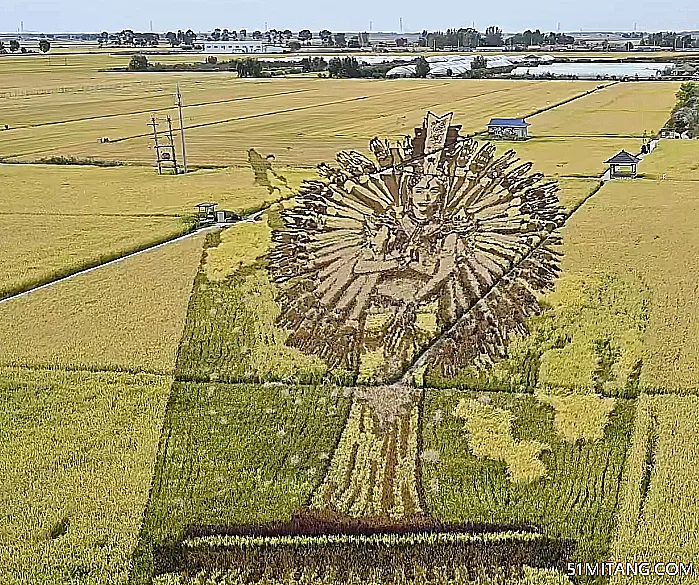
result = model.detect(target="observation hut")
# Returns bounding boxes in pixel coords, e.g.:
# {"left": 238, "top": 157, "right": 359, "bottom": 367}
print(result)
{"left": 605, "top": 151, "right": 641, "bottom": 179}
{"left": 195, "top": 202, "right": 218, "bottom": 224}
{"left": 487, "top": 118, "right": 530, "bottom": 140}
{"left": 194, "top": 202, "right": 240, "bottom": 225}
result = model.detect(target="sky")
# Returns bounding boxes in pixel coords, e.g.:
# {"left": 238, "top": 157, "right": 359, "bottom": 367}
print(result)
{"left": 1, "top": 0, "right": 698, "bottom": 33}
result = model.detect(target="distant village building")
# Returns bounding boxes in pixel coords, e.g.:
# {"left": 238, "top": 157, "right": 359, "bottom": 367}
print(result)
{"left": 605, "top": 150, "right": 641, "bottom": 178}
{"left": 203, "top": 40, "right": 284, "bottom": 54}
{"left": 488, "top": 118, "right": 530, "bottom": 140}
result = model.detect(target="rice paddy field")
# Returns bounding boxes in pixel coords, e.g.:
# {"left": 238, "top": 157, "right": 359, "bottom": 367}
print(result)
{"left": 1, "top": 50, "right": 697, "bottom": 585}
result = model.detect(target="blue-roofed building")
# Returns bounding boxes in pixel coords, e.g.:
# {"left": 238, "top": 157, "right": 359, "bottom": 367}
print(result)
{"left": 487, "top": 118, "right": 530, "bottom": 140}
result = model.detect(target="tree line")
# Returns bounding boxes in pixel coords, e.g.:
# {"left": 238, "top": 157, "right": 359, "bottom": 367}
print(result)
{"left": 0, "top": 39, "right": 50, "bottom": 54}
{"left": 667, "top": 82, "right": 699, "bottom": 136}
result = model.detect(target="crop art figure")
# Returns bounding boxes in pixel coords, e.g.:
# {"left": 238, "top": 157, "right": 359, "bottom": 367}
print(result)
{"left": 270, "top": 112, "right": 564, "bottom": 380}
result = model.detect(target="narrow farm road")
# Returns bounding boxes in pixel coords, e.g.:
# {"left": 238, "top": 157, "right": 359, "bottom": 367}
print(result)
{"left": 0, "top": 223, "right": 219, "bottom": 306}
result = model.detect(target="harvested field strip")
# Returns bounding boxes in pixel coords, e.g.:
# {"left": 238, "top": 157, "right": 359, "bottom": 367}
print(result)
{"left": 0, "top": 233, "right": 205, "bottom": 374}
{"left": 0, "top": 214, "right": 194, "bottom": 301}
{"left": 0, "top": 80, "right": 598, "bottom": 166}
{"left": 109, "top": 83, "right": 453, "bottom": 144}
{"left": 520, "top": 82, "right": 615, "bottom": 120}
{"left": 0, "top": 368, "right": 173, "bottom": 585}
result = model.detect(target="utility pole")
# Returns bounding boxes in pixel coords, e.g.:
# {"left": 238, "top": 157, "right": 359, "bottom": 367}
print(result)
{"left": 399, "top": 17, "right": 403, "bottom": 34}
{"left": 148, "top": 117, "right": 162, "bottom": 175}
{"left": 175, "top": 82, "right": 188, "bottom": 174}
{"left": 166, "top": 116, "right": 180, "bottom": 175}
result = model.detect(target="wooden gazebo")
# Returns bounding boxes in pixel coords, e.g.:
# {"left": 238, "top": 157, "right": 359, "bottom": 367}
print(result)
{"left": 605, "top": 151, "right": 641, "bottom": 178}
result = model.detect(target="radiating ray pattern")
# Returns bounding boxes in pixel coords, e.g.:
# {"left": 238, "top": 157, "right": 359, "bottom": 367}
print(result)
{"left": 269, "top": 113, "right": 566, "bottom": 380}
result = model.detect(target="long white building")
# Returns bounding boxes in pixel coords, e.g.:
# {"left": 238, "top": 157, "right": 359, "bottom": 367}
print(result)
{"left": 203, "top": 40, "right": 284, "bottom": 54}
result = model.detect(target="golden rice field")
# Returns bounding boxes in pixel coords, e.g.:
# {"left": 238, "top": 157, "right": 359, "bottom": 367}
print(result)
{"left": 639, "top": 138, "right": 699, "bottom": 180}
{"left": 0, "top": 214, "right": 190, "bottom": 298}
{"left": 0, "top": 368, "right": 172, "bottom": 585}
{"left": 557, "top": 178, "right": 699, "bottom": 392}
{"left": 613, "top": 394, "right": 699, "bottom": 584}
{"left": 1, "top": 70, "right": 604, "bottom": 166}
{"left": 1, "top": 49, "right": 695, "bottom": 585}
{"left": 0, "top": 233, "right": 205, "bottom": 374}
{"left": 531, "top": 81, "right": 681, "bottom": 137}
{"left": 0, "top": 163, "right": 315, "bottom": 216}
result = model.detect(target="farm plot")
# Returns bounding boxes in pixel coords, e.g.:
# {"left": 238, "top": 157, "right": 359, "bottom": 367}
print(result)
{"left": 0, "top": 214, "right": 191, "bottom": 299}
{"left": 428, "top": 173, "right": 699, "bottom": 394}
{"left": 131, "top": 381, "right": 352, "bottom": 585}
{"left": 638, "top": 138, "right": 699, "bottom": 180}
{"left": 0, "top": 163, "right": 316, "bottom": 216}
{"left": 489, "top": 137, "right": 643, "bottom": 177}
{"left": 0, "top": 78, "right": 598, "bottom": 167}
{"left": 175, "top": 222, "right": 329, "bottom": 385}
{"left": 0, "top": 233, "right": 204, "bottom": 374}
{"left": 613, "top": 394, "right": 699, "bottom": 584}
{"left": 0, "top": 368, "right": 172, "bottom": 585}
{"left": 421, "top": 389, "right": 635, "bottom": 563}
{"left": 530, "top": 82, "right": 680, "bottom": 137}
{"left": 555, "top": 178, "right": 602, "bottom": 210}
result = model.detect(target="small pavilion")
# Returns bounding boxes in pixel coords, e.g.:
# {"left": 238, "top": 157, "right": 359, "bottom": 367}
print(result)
{"left": 605, "top": 151, "right": 641, "bottom": 178}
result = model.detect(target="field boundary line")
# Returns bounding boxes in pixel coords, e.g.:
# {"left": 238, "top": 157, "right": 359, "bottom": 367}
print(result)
{"left": 0, "top": 363, "right": 175, "bottom": 379}
{"left": 108, "top": 83, "right": 455, "bottom": 144}
{"left": 0, "top": 224, "right": 219, "bottom": 306}
{"left": 0, "top": 211, "right": 184, "bottom": 218}
{"left": 3, "top": 89, "right": 316, "bottom": 132}
{"left": 471, "top": 82, "right": 617, "bottom": 140}
{"left": 525, "top": 82, "right": 617, "bottom": 119}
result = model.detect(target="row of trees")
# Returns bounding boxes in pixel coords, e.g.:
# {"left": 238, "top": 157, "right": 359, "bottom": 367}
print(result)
{"left": 641, "top": 32, "right": 695, "bottom": 48}
{"left": 505, "top": 30, "right": 575, "bottom": 47}
{"left": 667, "top": 82, "right": 699, "bottom": 136}
{"left": 419, "top": 27, "right": 578, "bottom": 49}
{"left": 98, "top": 30, "right": 161, "bottom": 47}
{"left": 128, "top": 54, "right": 264, "bottom": 77}
{"left": 419, "top": 27, "right": 503, "bottom": 49}
{"left": 0, "top": 39, "right": 50, "bottom": 54}
{"left": 205, "top": 28, "right": 365, "bottom": 48}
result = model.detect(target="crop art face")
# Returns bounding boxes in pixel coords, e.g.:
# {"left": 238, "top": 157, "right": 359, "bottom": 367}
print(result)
{"left": 409, "top": 175, "right": 445, "bottom": 223}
